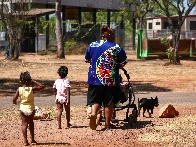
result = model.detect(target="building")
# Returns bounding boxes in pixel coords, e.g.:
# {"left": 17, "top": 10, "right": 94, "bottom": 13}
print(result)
{"left": 0, "top": 0, "right": 124, "bottom": 52}
{"left": 145, "top": 14, "right": 196, "bottom": 39}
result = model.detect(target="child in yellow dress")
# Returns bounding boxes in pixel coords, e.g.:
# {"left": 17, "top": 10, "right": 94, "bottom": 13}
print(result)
{"left": 13, "top": 71, "right": 45, "bottom": 146}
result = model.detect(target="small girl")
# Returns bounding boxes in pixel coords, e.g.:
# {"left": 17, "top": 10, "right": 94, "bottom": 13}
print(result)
{"left": 53, "top": 66, "right": 71, "bottom": 129}
{"left": 13, "top": 71, "right": 45, "bottom": 146}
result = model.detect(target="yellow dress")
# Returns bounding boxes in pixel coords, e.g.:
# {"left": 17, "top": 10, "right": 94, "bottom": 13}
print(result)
{"left": 19, "top": 87, "right": 35, "bottom": 116}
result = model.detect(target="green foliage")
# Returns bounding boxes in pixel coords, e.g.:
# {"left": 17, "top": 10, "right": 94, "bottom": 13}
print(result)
{"left": 64, "top": 39, "right": 77, "bottom": 52}
{"left": 160, "top": 37, "right": 174, "bottom": 61}
{"left": 166, "top": 46, "right": 174, "bottom": 62}
{"left": 81, "top": 23, "right": 98, "bottom": 39}
{"left": 64, "top": 39, "right": 87, "bottom": 55}
{"left": 82, "top": 10, "right": 123, "bottom": 24}
{"left": 123, "top": 0, "right": 154, "bottom": 29}
{"left": 160, "top": 37, "right": 172, "bottom": 48}
{"left": 48, "top": 16, "right": 56, "bottom": 35}
{"left": 154, "top": 0, "right": 196, "bottom": 63}
{"left": 153, "top": 1, "right": 177, "bottom": 15}
{"left": 82, "top": 12, "right": 93, "bottom": 23}
{"left": 34, "top": 16, "right": 56, "bottom": 36}
{"left": 37, "top": 17, "right": 48, "bottom": 33}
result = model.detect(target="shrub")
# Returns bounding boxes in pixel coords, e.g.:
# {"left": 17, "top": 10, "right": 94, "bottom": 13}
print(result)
{"left": 64, "top": 39, "right": 88, "bottom": 55}
{"left": 166, "top": 47, "right": 174, "bottom": 63}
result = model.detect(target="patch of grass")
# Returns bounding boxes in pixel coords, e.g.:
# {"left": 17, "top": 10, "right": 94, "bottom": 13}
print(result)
{"left": 0, "top": 108, "right": 20, "bottom": 120}
{"left": 64, "top": 40, "right": 88, "bottom": 55}
{"left": 36, "top": 42, "right": 87, "bottom": 56}
{"left": 37, "top": 46, "right": 57, "bottom": 56}
{"left": 0, "top": 106, "right": 87, "bottom": 121}
{"left": 138, "top": 114, "right": 196, "bottom": 146}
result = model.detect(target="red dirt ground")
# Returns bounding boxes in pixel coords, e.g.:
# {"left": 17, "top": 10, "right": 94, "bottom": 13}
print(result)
{"left": 0, "top": 52, "right": 196, "bottom": 147}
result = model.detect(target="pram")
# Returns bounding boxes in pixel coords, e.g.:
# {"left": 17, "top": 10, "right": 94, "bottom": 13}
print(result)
{"left": 98, "top": 68, "right": 138, "bottom": 126}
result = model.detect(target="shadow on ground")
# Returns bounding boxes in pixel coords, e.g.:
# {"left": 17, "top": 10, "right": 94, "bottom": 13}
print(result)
{"left": 0, "top": 78, "right": 171, "bottom": 97}
{"left": 120, "top": 120, "right": 152, "bottom": 130}
{"left": 0, "top": 78, "right": 88, "bottom": 97}
{"left": 97, "top": 120, "right": 152, "bottom": 131}
{"left": 36, "top": 142, "right": 71, "bottom": 146}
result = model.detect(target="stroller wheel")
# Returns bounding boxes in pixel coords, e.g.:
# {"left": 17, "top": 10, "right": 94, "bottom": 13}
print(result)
{"left": 128, "top": 109, "right": 138, "bottom": 126}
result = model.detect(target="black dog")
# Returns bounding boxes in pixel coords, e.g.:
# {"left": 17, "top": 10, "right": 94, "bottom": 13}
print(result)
{"left": 138, "top": 96, "right": 159, "bottom": 117}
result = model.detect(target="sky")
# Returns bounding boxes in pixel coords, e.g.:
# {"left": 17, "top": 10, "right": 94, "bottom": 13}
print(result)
{"left": 184, "top": 0, "right": 196, "bottom": 14}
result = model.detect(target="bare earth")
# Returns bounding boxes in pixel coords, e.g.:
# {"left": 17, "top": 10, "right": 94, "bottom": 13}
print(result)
{"left": 0, "top": 51, "right": 196, "bottom": 147}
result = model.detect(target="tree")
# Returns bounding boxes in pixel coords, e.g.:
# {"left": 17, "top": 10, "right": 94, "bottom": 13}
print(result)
{"left": 55, "top": 0, "right": 64, "bottom": 58}
{"left": 0, "top": 0, "right": 32, "bottom": 59}
{"left": 154, "top": 0, "right": 196, "bottom": 64}
{"left": 123, "top": 0, "right": 154, "bottom": 30}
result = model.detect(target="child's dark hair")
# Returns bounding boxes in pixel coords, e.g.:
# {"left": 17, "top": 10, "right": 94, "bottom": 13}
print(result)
{"left": 57, "top": 66, "right": 68, "bottom": 78}
{"left": 20, "top": 71, "right": 31, "bottom": 84}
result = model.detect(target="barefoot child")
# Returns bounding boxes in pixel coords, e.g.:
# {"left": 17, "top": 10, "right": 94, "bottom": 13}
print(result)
{"left": 53, "top": 66, "right": 71, "bottom": 129}
{"left": 13, "top": 71, "right": 45, "bottom": 146}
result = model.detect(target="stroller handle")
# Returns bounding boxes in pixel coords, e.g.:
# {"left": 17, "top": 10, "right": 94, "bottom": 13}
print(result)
{"left": 121, "top": 68, "right": 136, "bottom": 105}
{"left": 121, "top": 68, "right": 130, "bottom": 81}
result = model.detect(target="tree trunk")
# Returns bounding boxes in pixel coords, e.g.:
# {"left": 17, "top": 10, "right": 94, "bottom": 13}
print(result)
{"left": 174, "top": 28, "right": 181, "bottom": 64}
{"left": 14, "top": 39, "right": 20, "bottom": 60}
{"left": 8, "top": 27, "right": 15, "bottom": 59}
{"left": 168, "top": 18, "right": 176, "bottom": 64}
{"left": 55, "top": 0, "right": 65, "bottom": 58}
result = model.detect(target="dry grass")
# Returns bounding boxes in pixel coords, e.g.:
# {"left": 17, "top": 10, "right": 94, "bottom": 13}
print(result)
{"left": 138, "top": 114, "right": 196, "bottom": 146}
{"left": 0, "top": 106, "right": 86, "bottom": 121}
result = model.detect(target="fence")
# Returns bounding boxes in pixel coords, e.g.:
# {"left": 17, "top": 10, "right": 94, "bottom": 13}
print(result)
{"left": 144, "top": 29, "right": 196, "bottom": 40}
{"left": 49, "top": 23, "right": 128, "bottom": 50}
{"left": 1, "top": 24, "right": 130, "bottom": 53}
{"left": 136, "top": 29, "right": 196, "bottom": 58}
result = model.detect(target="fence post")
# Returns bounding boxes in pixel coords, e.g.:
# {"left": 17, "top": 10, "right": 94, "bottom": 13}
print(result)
{"left": 190, "top": 39, "right": 193, "bottom": 57}
{"left": 136, "top": 29, "right": 143, "bottom": 58}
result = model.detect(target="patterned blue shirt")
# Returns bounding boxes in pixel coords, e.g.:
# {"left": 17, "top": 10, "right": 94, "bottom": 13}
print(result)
{"left": 85, "top": 40, "right": 127, "bottom": 86}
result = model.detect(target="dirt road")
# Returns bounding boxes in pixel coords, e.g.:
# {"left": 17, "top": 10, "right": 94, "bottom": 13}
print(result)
{"left": 1, "top": 91, "right": 196, "bottom": 109}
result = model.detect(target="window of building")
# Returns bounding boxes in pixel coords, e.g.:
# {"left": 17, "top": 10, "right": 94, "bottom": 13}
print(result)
{"left": 190, "top": 21, "right": 196, "bottom": 30}
{"left": 156, "top": 22, "right": 160, "bottom": 25}
{"left": 173, "top": 21, "right": 178, "bottom": 29}
{"left": 163, "top": 22, "right": 169, "bottom": 29}
{"left": 163, "top": 21, "right": 178, "bottom": 29}
{"left": 148, "top": 23, "right": 152, "bottom": 29}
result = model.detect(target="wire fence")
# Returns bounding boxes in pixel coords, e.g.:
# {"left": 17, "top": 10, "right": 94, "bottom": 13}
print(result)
{"left": 144, "top": 29, "right": 196, "bottom": 40}
{"left": 49, "top": 23, "right": 132, "bottom": 51}
{"left": 1, "top": 23, "right": 133, "bottom": 52}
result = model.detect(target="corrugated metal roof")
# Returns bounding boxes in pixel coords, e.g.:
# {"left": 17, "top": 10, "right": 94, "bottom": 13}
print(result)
{"left": 63, "top": 0, "right": 122, "bottom": 10}
{"left": 26, "top": 8, "right": 55, "bottom": 16}
{"left": 32, "top": 0, "right": 123, "bottom": 10}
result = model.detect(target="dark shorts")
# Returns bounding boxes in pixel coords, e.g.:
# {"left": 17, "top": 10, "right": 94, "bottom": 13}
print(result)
{"left": 87, "top": 85, "right": 119, "bottom": 106}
